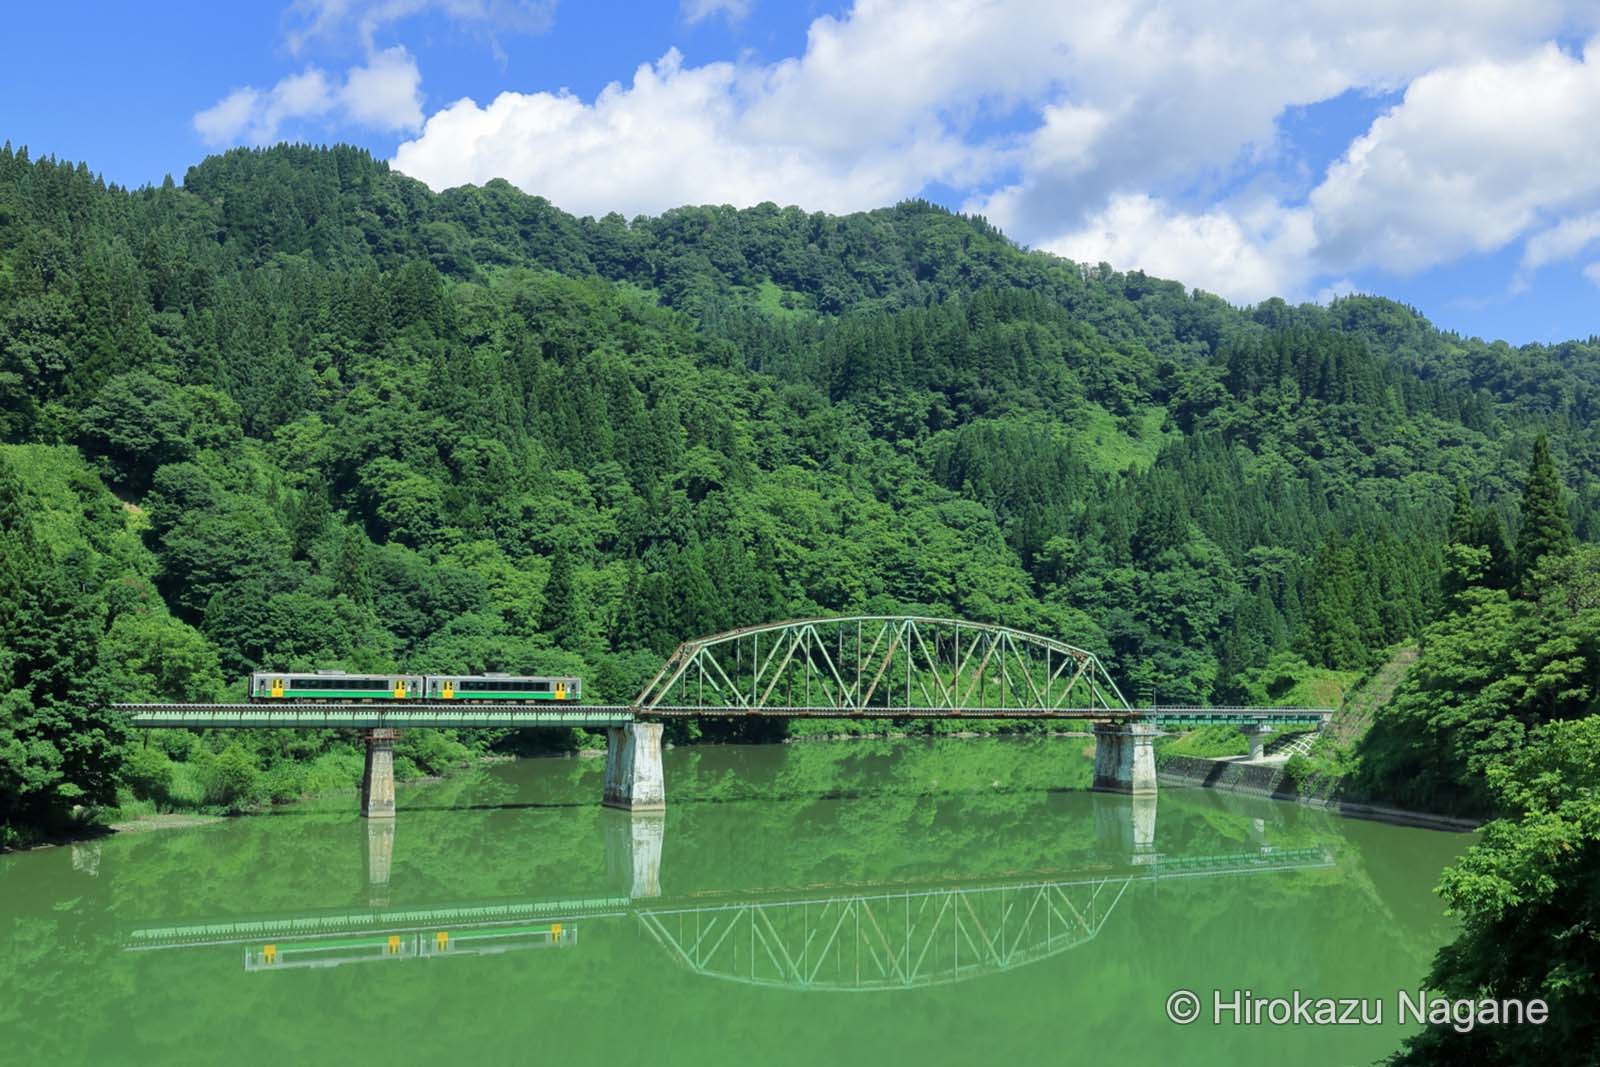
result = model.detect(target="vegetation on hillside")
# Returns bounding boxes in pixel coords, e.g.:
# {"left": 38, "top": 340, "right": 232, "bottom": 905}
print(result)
{"left": 1, "top": 142, "right": 1599, "bottom": 848}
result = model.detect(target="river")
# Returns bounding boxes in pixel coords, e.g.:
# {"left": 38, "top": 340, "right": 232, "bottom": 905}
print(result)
{"left": 0, "top": 738, "right": 1470, "bottom": 1066}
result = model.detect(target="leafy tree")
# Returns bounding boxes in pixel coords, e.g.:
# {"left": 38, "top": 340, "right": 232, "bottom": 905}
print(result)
{"left": 76, "top": 372, "right": 193, "bottom": 492}
{"left": 0, "top": 456, "right": 124, "bottom": 842}
{"left": 119, "top": 743, "right": 175, "bottom": 806}
{"left": 1392, "top": 716, "right": 1600, "bottom": 1065}
{"left": 200, "top": 743, "right": 263, "bottom": 811}
{"left": 101, "top": 611, "right": 225, "bottom": 703}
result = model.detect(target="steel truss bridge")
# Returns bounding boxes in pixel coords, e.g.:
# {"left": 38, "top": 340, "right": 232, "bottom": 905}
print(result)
{"left": 112, "top": 616, "right": 1332, "bottom": 730}
{"left": 125, "top": 847, "right": 1334, "bottom": 989}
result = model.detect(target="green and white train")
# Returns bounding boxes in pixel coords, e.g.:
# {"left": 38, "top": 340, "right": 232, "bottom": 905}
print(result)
{"left": 248, "top": 670, "right": 581, "bottom": 703}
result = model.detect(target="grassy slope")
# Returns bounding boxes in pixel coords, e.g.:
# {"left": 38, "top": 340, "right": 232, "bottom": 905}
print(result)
{"left": 1326, "top": 645, "right": 1420, "bottom": 750}
{"left": 1074, "top": 404, "right": 1173, "bottom": 474}
{"left": 1285, "top": 644, "right": 1420, "bottom": 798}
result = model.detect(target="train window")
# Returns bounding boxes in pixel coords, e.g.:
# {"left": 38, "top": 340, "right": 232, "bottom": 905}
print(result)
{"left": 534, "top": 682, "right": 550, "bottom": 692}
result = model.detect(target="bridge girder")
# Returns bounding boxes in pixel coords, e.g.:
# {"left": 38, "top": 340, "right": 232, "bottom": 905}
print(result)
{"left": 634, "top": 616, "right": 1132, "bottom": 715}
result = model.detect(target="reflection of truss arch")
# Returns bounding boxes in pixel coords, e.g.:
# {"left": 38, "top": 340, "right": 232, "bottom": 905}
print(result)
{"left": 634, "top": 878, "right": 1130, "bottom": 992}
{"left": 636, "top": 617, "right": 1132, "bottom": 714}
{"left": 124, "top": 848, "right": 1336, "bottom": 987}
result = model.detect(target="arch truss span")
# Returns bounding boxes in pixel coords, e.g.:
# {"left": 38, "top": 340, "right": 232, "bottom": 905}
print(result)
{"left": 634, "top": 616, "right": 1132, "bottom": 717}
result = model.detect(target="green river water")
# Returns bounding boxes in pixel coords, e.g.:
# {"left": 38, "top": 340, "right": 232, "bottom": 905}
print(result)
{"left": 1, "top": 739, "right": 1471, "bottom": 1067}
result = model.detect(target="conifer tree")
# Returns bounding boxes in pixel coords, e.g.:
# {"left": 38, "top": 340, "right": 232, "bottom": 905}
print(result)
{"left": 332, "top": 527, "right": 371, "bottom": 604}
{"left": 1475, "top": 507, "right": 1515, "bottom": 590}
{"left": 539, "top": 546, "right": 579, "bottom": 648}
{"left": 1516, "top": 434, "right": 1572, "bottom": 589}
{"left": 1447, "top": 480, "right": 1475, "bottom": 545}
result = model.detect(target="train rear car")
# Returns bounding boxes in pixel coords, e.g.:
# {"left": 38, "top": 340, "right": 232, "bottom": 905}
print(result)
{"left": 249, "top": 671, "right": 425, "bottom": 701}
{"left": 423, "top": 674, "right": 581, "bottom": 702}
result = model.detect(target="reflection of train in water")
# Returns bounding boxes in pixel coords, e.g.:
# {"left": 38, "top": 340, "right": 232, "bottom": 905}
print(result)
{"left": 247, "top": 670, "right": 581, "bottom": 702}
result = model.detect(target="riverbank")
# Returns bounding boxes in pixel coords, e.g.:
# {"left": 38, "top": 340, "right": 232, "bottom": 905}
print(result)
{"left": 106, "top": 813, "right": 226, "bottom": 834}
{"left": 1158, "top": 754, "right": 1482, "bottom": 832}
{"left": 1, "top": 750, "right": 503, "bottom": 854}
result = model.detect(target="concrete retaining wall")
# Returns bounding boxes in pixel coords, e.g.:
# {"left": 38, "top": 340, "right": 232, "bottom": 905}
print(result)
{"left": 1158, "top": 755, "right": 1480, "bottom": 832}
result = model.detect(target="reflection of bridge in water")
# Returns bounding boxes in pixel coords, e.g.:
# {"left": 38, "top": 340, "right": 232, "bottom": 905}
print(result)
{"left": 124, "top": 800, "right": 1336, "bottom": 990}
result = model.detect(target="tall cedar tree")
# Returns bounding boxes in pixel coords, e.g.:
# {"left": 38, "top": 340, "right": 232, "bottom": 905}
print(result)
{"left": 539, "top": 546, "right": 579, "bottom": 648}
{"left": 1516, "top": 434, "right": 1573, "bottom": 589}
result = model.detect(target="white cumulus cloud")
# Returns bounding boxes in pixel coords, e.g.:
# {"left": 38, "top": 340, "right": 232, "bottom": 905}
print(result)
{"left": 388, "top": 0, "right": 1600, "bottom": 302}
{"left": 341, "top": 46, "right": 425, "bottom": 130}
{"left": 1045, "top": 194, "right": 1315, "bottom": 304}
{"left": 394, "top": 48, "right": 983, "bottom": 217}
{"left": 1310, "top": 41, "right": 1600, "bottom": 276}
{"left": 193, "top": 47, "right": 424, "bottom": 146}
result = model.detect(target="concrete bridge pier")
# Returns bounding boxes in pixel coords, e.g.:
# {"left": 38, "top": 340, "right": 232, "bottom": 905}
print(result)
{"left": 603, "top": 722, "right": 666, "bottom": 811}
{"left": 1092, "top": 722, "right": 1157, "bottom": 795}
{"left": 1239, "top": 724, "right": 1274, "bottom": 762}
{"left": 604, "top": 809, "right": 665, "bottom": 898}
{"left": 360, "top": 729, "right": 399, "bottom": 818}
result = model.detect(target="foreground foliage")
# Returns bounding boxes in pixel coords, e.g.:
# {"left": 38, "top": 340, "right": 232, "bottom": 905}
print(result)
{"left": 1392, "top": 716, "right": 1600, "bottom": 1064}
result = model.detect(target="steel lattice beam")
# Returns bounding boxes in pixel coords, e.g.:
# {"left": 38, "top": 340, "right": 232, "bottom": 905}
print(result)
{"left": 633, "top": 616, "right": 1134, "bottom": 714}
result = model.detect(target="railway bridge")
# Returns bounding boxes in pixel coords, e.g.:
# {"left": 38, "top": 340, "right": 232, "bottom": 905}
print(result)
{"left": 111, "top": 615, "right": 1331, "bottom": 817}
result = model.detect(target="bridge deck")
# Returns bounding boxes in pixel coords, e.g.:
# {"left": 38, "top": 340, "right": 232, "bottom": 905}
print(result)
{"left": 111, "top": 704, "right": 1332, "bottom": 729}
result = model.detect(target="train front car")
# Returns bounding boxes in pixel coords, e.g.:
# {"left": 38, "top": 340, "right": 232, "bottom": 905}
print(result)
{"left": 423, "top": 673, "right": 581, "bottom": 702}
{"left": 248, "top": 670, "right": 425, "bottom": 701}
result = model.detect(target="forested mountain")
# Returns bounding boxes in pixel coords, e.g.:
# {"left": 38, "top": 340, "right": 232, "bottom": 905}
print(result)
{"left": 3, "top": 142, "right": 1599, "bottom": 844}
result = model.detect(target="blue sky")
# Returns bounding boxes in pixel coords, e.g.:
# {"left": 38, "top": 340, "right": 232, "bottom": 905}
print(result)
{"left": 8, "top": 2, "right": 1600, "bottom": 345}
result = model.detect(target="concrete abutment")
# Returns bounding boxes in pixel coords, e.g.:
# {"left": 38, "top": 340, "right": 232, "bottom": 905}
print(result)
{"left": 1092, "top": 722, "right": 1158, "bottom": 796}
{"left": 360, "top": 728, "right": 398, "bottom": 818}
{"left": 603, "top": 722, "right": 666, "bottom": 812}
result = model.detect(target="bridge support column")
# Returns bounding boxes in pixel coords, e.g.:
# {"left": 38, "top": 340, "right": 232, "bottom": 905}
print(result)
{"left": 1240, "top": 724, "right": 1273, "bottom": 762}
{"left": 360, "top": 729, "right": 398, "bottom": 818}
{"left": 604, "top": 810, "right": 664, "bottom": 898}
{"left": 603, "top": 722, "right": 665, "bottom": 812}
{"left": 1093, "top": 723, "right": 1158, "bottom": 796}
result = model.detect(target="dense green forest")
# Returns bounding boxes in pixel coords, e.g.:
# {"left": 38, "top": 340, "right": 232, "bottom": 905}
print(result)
{"left": 2, "top": 142, "right": 1598, "bottom": 835}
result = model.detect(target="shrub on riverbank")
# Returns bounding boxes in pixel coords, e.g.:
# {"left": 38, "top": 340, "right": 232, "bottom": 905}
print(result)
{"left": 1391, "top": 715, "right": 1600, "bottom": 1064}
